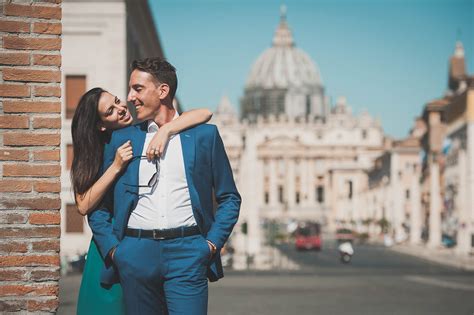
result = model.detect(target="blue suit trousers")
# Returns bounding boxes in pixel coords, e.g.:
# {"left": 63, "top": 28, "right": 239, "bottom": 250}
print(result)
{"left": 113, "top": 234, "right": 211, "bottom": 315}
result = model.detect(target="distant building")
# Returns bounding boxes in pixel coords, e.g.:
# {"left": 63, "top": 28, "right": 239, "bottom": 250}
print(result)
{"left": 60, "top": 0, "right": 165, "bottom": 259}
{"left": 211, "top": 9, "right": 387, "bottom": 269}
{"left": 363, "top": 120, "right": 425, "bottom": 242}
{"left": 434, "top": 42, "right": 474, "bottom": 255}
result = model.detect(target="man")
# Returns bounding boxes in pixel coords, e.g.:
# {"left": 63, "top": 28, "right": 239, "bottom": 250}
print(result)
{"left": 88, "top": 57, "right": 241, "bottom": 314}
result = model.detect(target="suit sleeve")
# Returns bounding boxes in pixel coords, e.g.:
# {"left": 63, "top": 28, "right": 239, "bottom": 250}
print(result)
{"left": 205, "top": 126, "right": 241, "bottom": 249}
{"left": 87, "top": 141, "right": 120, "bottom": 264}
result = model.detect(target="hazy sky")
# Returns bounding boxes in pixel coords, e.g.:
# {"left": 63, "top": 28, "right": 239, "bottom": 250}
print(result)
{"left": 149, "top": 0, "right": 473, "bottom": 138}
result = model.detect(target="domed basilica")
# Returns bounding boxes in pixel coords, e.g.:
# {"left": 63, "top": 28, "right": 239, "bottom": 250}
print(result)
{"left": 210, "top": 9, "right": 387, "bottom": 269}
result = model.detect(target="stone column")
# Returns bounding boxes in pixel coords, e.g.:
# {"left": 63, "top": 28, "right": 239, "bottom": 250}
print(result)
{"left": 410, "top": 165, "right": 422, "bottom": 244}
{"left": 300, "top": 158, "right": 309, "bottom": 206}
{"left": 456, "top": 148, "right": 469, "bottom": 254}
{"left": 269, "top": 159, "right": 278, "bottom": 205}
{"left": 308, "top": 159, "right": 316, "bottom": 206}
{"left": 467, "top": 122, "right": 474, "bottom": 254}
{"left": 391, "top": 153, "right": 405, "bottom": 242}
{"left": 428, "top": 157, "right": 442, "bottom": 248}
{"left": 286, "top": 158, "right": 296, "bottom": 207}
{"left": 235, "top": 131, "right": 261, "bottom": 268}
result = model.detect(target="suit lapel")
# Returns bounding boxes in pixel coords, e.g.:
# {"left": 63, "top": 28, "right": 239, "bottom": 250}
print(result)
{"left": 180, "top": 129, "right": 195, "bottom": 176}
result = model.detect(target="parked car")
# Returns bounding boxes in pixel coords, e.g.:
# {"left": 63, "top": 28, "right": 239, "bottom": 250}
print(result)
{"left": 295, "top": 222, "right": 322, "bottom": 251}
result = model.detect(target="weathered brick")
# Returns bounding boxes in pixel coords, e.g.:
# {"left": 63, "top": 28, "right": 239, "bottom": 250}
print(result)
{"left": 0, "top": 284, "right": 58, "bottom": 296}
{"left": 0, "top": 269, "right": 27, "bottom": 281}
{"left": 0, "top": 213, "right": 28, "bottom": 224}
{"left": 27, "top": 298, "right": 59, "bottom": 312}
{"left": 30, "top": 269, "right": 60, "bottom": 281}
{"left": 0, "top": 285, "right": 30, "bottom": 296}
{"left": 34, "top": 181, "right": 60, "bottom": 193}
{"left": 0, "top": 299, "right": 26, "bottom": 312}
{"left": 0, "top": 84, "right": 30, "bottom": 98}
{"left": 0, "top": 20, "right": 30, "bottom": 33}
{"left": 0, "top": 180, "right": 32, "bottom": 192}
{"left": 33, "top": 22, "right": 61, "bottom": 35}
{"left": 0, "top": 52, "right": 30, "bottom": 65}
{"left": 33, "top": 150, "right": 60, "bottom": 161}
{"left": 0, "top": 115, "right": 29, "bottom": 128}
{"left": 4, "top": 36, "right": 61, "bottom": 51}
{"left": 0, "top": 149, "right": 29, "bottom": 161}
{"left": 33, "top": 85, "right": 61, "bottom": 97}
{"left": 3, "top": 68, "right": 61, "bottom": 83}
{"left": 0, "top": 242, "right": 28, "bottom": 253}
{"left": 3, "top": 132, "right": 60, "bottom": 146}
{"left": 33, "top": 0, "right": 62, "bottom": 3}
{"left": 32, "top": 53, "right": 61, "bottom": 66}
{"left": 3, "top": 164, "right": 61, "bottom": 177}
{"left": 4, "top": 3, "right": 61, "bottom": 20}
{"left": 29, "top": 212, "right": 60, "bottom": 224}
{"left": 32, "top": 239, "right": 60, "bottom": 252}
{"left": 1, "top": 198, "right": 61, "bottom": 210}
{"left": 3, "top": 100, "right": 61, "bottom": 113}
{"left": 0, "top": 227, "right": 60, "bottom": 239}
{"left": 0, "top": 256, "right": 60, "bottom": 268}
{"left": 32, "top": 285, "right": 59, "bottom": 296}
{"left": 33, "top": 117, "right": 61, "bottom": 129}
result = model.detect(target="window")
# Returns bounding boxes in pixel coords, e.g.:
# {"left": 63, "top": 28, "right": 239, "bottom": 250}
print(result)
{"left": 295, "top": 192, "right": 300, "bottom": 204}
{"left": 66, "top": 75, "right": 86, "bottom": 119}
{"left": 66, "top": 204, "right": 84, "bottom": 233}
{"left": 278, "top": 185, "right": 284, "bottom": 203}
{"left": 317, "top": 186, "right": 324, "bottom": 203}
{"left": 347, "top": 180, "right": 353, "bottom": 199}
{"left": 362, "top": 129, "right": 367, "bottom": 139}
{"left": 265, "top": 192, "right": 269, "bottom": 204}
{"left": 66, "top": 144, "right": 73, "bottom": 170}
{"left": 406, "top": 189, "right": 410, "bottom": 200}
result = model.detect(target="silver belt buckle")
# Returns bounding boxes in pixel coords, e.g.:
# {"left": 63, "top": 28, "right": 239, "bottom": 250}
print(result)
{"left": 153, "top": 230, "right": 165, "bottom": 240}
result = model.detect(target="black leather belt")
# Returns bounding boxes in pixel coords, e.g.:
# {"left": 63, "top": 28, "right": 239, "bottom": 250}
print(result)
{"left": 125, "top": 225, "right": 201, "bottom": 240}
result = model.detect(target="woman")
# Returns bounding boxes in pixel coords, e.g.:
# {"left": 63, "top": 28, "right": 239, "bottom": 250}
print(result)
{"left": 70, "top": 87, "right": 212, "bottom": 315}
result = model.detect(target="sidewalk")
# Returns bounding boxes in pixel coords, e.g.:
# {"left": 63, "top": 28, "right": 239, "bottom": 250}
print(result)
{"left": 390, "top": 243, "right": 474, "bottom": 271}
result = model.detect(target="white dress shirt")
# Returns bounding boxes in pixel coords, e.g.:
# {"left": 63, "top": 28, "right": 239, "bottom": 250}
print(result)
{"left": 127, "top": 113, "right": 197, "bottom": 230}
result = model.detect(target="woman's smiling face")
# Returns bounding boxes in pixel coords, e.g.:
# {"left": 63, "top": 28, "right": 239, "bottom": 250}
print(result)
{"left": 97, "top": 92, "right": 133, "bottom": 131}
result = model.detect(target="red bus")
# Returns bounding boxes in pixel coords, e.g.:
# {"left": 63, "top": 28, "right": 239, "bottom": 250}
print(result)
{"left": 295, "top": 222, "right": 322, "bottom": 251}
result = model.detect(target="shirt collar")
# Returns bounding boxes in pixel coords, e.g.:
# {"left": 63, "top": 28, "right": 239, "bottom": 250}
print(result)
{"left": 147, "top": 111, "right": 179, "bottom": 133}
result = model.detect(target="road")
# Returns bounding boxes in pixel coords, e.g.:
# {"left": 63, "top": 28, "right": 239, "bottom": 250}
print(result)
{"left": 59, "top": 240, "right": 474, "bottom": 315}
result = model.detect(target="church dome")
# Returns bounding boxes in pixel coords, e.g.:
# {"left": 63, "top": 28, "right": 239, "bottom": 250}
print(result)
{"left": 245, "top": 7, "right": 322, "bottom": 90}
{"left": 241, "top": 6, "right": 328, "bottom": 120}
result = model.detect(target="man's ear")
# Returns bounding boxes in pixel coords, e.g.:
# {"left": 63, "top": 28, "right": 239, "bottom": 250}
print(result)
{"left": 97, "top": 121, "right": 107, "bottom": 132}
{"left": 158, "top": 84, "right": 170, "bottom": 100}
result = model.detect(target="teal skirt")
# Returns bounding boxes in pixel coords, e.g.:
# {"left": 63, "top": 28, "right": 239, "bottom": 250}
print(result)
{"left": 77, "top": 240, "right": 125, "bottom": 315}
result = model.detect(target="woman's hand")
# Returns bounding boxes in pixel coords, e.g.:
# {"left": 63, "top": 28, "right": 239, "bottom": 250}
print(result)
{"left": 146, "top": 125, "right": 171, "bottom": 161}
{"left": 112, "top": 140, "right": 133, "bottom": 172}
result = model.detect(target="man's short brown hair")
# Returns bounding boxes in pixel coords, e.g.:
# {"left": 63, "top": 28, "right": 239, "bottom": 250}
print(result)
{"left": 131, "top": 57, "right": 178, "bottom": 100}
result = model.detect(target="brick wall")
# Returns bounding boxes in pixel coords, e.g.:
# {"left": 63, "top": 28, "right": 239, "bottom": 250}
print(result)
{"left": 0, "top": 1, "right": 61, "bottom": 313}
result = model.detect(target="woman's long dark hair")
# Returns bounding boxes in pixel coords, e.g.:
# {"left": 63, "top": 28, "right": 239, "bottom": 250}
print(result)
{"left": 70, "top": 87, "right": 110, "bottom": 200}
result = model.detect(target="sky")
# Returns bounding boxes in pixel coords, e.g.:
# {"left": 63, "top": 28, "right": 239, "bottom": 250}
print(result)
{"left": 149, "top": 0, "right": 473, "bottom": 138}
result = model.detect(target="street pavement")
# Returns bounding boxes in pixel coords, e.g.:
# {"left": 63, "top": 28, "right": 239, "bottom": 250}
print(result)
{"left": 58, "top": 240, "right": 474, "bottom": 315}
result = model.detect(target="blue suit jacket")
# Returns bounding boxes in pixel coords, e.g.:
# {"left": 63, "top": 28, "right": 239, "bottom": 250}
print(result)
{"left": 88, "top": 122, "right": 241, "bottom": 286}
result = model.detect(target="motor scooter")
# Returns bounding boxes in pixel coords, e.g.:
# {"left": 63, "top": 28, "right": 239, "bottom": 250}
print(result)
{"left": 338, "top": 241, "right": 354, "bottom": 263}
